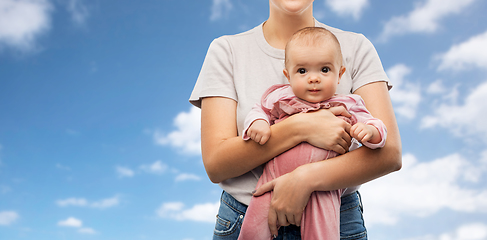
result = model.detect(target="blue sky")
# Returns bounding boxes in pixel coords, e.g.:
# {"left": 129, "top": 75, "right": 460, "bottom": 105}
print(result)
{"left": 1, "top": 0, "right": 487, "bottom": 239}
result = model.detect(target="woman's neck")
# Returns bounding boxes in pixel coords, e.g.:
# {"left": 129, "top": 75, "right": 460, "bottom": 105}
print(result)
{"left": 264, "top": 7, "right": 315, "bottom": 50}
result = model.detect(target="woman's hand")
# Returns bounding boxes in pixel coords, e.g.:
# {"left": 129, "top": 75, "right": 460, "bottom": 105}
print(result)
{"left": 293, "top": 106, "right": 353, "bottom": 154}
{"left": 253, "top": 165, "right": 313, "bottom": 237}
{"left": 251, "top": 106, "right": 353, "bottom": 236}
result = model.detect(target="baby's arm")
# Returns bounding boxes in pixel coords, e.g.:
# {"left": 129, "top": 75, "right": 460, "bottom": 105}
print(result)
{"left": 347, "top": 94, "right": 387, "bottom": 149}
{"left": 247, "top": 119, "right": 271, "bottom": 145}
{"left": 350, "top": 122, "right": 381, "bottom": 145}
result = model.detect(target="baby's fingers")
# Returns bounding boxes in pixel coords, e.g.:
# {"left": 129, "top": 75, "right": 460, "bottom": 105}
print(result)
{"left": 249, "top": 131, "right": 260, "bottom": 143}
{"left": 350, "top": 125, "right": 361, "bottom": 139}
{"left": 360, "top": 132, "right": 371, "bottom": 142}
{"left": 350, "top": 125, "right": 357, "bottom": 137}
{"left": 259, "top": 134, "right": 270, "bottom": 145}
{"left": 254, "top": 135, "right": 263, "bottom": 144}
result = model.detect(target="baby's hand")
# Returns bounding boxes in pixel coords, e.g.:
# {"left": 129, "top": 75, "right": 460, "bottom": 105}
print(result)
{"left": 350, "top": 122, "right": 380, "bottom": 144}
{"left": 247, "top": 119, "right": 271, "bottom": 145}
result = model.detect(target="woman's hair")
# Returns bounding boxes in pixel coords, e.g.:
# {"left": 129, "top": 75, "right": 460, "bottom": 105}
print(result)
{"left": 285, "top": 27, "right": 343, "bottom": 67}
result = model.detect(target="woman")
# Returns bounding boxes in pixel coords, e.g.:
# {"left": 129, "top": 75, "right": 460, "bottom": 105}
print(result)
{"left": 190, "top": 0, "right": 402, "bottom": 239}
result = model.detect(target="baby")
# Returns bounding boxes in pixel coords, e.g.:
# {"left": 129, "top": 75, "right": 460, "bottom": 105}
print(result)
{"left": 238, "top": 27, "right": 387, "bottom": 240}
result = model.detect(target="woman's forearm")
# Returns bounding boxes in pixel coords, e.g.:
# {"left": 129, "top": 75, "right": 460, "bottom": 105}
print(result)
{"left": 300, "top": 136, "right": 401, "bottom": 193}
{"left": 304, "top": 81, "right": 402, "bottom": 192}
{"left": 201, "top": 97, "right": 304, "bottom": 183}
{"left": 204, "top": 121, "right": 304, "bottom": 183}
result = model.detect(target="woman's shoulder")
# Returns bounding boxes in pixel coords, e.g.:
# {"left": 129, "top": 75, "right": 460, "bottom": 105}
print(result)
{"left": 211, "top": 24, "right": 262, "bottom": 47}
{"left": 203, "top": 25, "right": 260, "bottom": 60}
{"left": 315, "top": 20, "right": 369, "bottom": 45}
{"left": 315, "top": 20, "right": 361, "bottom": 36}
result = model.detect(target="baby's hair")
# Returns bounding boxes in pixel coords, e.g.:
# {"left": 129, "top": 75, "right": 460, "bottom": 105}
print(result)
{"left": 285, "top": 27, "right": 343, "bottom": 67}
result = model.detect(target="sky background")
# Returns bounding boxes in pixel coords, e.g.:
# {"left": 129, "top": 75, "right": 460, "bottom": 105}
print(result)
{"left": 1, "top": 0, "right": 487, "bottom": 239}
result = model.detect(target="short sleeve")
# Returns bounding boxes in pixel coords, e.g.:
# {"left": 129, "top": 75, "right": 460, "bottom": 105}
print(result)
{"left": 350, "top": 34, "right": 392, "bottom": 93}
{"left": 189, "top": 37, "right": 237, "bottom": 108}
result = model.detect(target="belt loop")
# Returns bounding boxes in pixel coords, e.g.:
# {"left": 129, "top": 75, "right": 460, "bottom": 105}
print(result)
{"left": 356, "top": 191, "right": 364, "bottom": 212}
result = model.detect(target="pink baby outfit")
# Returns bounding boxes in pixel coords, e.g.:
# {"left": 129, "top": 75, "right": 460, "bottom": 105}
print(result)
{"left": 238, "top": 84, "right": 387, "bottom": 240}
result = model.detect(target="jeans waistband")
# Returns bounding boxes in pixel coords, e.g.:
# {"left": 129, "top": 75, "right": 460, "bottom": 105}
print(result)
{"left": 221, "top": 191, "right": 248, "bottom": 215}
{"left": 221, "top": 190, "right": 360, "bottom": 213}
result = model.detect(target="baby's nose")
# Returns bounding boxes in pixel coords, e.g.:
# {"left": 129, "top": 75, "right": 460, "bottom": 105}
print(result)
{"left": 308, "top": 75, "right": 321, "bottom": 83}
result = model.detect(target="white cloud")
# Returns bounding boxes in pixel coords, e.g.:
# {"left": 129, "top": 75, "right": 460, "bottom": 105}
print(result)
{"left": 175, "top": 173, "right": 201, "bottom": 182}
{"left": 387, "top": 64, "right": 421, "bottom": 119}
{"left": 325, "top": 0, "right": 368, "bottom": 20}
{"left": 56, "top": 196, "right": 119, "bottom": 209}
{"left": 117, "top": 161, "right": 172, "bottom": 177}
{"left": 421, "top": 81, "right": 487, "bottom": 141}
{"left": 90, "top": 196, "right": 119, "bottom": 209}
{"left": 154, "top": 107, "right": 201, "bottom": 155}
{"left": 210, "top": 0, "right": 232, "bottom": 21}
{"left": 0, "top": 211, "right": 19, "bottom": 226}
{"left": 116, "top": 166, "right": 135, "bottom": 178}
{"left": 78, "top": 227, "right": 97, "bottom": 234}
{"left": 140, "top": 160, "right": 167, "bottom": 175}
{"left": 56, "top": 198, "right": 88, "bottom": 207}
{"left": 426, "top": 79, "right": 447, "bottom": 94}
{"left": 58, "top": 217, "right": 82, "bottom": 227}
{"left": 156, "top": 201, "right": 219, "bottom": 223}
{"left": 66, "top": 0, "right": 89, "bottom": 25}
{"left": 437, "top": 30, "right": 487, "bottom": 71}
{"left": 426, "top": 80, "right": 460, "bottom": 105}
{"left": 0, "top": 0, "right": 53, "bottom": 52}
{"left": 379, "top": 0, "right": 477, "bottom": 41}
{"left": 449, "top": 223, "right": 487, "bottom": 240}
{"left": 57, "top": 217, "right": 97, "bottom": 234}
{"left": 361, "top": 153, "right": 487, "bottom": 226}
{"left": 403, "top": 223, "right": 487, "bottom": 240}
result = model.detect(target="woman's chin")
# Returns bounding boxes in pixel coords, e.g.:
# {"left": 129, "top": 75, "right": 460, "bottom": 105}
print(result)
{"left": 271, "top": 0, "right": 314, "bottom": 16}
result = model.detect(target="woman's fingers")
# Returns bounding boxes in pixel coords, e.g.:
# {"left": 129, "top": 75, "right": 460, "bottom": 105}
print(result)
{"left": 295, "top": 213, "right": 302, "bottom": 227}
{"left": 299, "top": 108, "right": 352, "bottom": 152}
{"left": 277, "top": 211, "right": 290, "bottom": 227}
{"left": 253, "top": 180, "right": 275, "bottom": 197}
{"left": 331, "top": 122, "right": 352, "bottom": 154}
{"left": 268, "top": 209, "right": 279, "bottom": 237}
{"left": 328, "top": 105, "right": 352, "bottom": 118}
{"left": 264, "top": 169, "right": 312, "bottom": 237}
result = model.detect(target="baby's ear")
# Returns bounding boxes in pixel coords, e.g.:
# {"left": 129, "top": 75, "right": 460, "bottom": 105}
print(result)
{"left": 283, "top": 69, "right": 290, "bottom": 81}
{"left": 339, "top": 66, "right": 346, "bottom": 79}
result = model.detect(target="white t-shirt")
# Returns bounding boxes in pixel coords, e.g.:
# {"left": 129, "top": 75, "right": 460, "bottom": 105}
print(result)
{"left": 190, "top": 20, "right": 391, "bottom": 205}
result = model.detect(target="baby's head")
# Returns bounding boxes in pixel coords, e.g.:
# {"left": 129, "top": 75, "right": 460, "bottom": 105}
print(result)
{"left": 284, "top": 27, "right": 346, "bottom": 103}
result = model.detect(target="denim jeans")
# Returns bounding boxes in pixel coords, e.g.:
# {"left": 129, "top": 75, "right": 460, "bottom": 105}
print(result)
{"left": 212, "top": 191, "right": 367, "bottom": 240}
{"left": 339, "top": 191, "right": 367, "bottom": 240}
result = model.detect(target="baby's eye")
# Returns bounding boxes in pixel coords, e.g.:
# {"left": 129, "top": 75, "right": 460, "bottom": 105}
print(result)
{"left": 322, "top": 67, "right": 330, "bottom": 73}
{"left": 298, "top": 68, "right": 307, "bottom": 74}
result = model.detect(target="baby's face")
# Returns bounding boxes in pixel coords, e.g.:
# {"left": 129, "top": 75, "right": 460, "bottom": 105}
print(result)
{"left": 284, "top": 42, "right": 344, "bottom": 103}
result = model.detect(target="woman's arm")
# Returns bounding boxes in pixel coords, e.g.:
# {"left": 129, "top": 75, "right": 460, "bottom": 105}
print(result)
{"left": 201, "top": 96, "right": 353, "bottom": 183}
{"left": 302, "top": 82, "right": 402, "bottom": 189}
{"left": 254, "top": 81, "right": 402, "bottom": 236}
